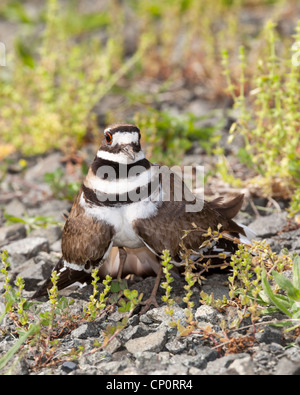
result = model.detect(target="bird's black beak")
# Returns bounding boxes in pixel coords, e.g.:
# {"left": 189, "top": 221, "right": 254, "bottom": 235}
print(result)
{"left": 121, "top": 146, "right": 136, "bottom": 161}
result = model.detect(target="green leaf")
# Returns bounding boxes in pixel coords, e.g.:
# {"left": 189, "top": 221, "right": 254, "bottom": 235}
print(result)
{"left": 0, "top": 324, "right": 39, "bottom": 371}
{"left": 269, "top": 320, "right": 294, "bottom": 328}
{"left": 124, "top": 289, "right": 138, "bottom": 300}
{"left": 262, "top": 269, "right": 293, "bottom": 317}
{"left": 272, "top": 271, "right": 300, "bottom": 301}
{"left": 293, "top": 255, "right": 300, "bottom": 290}
{"left": 261, "top": 306, "right": 281, "bottom": 315}
{"left": 4, "top": 213, "right": 26, "bottom": 224}
{"left": 110, "top": 281, "right": 121, "bottom": 293}
{"left": 283, "top": 323, "right": 300, "bottom": 333}
{"left": 119, "top": 279, "right": 128, "bottom": 291}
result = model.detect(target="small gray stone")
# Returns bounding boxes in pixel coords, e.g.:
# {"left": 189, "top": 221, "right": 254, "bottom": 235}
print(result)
{"left": 121, "top": 323, "right": 150, "bottom": 342}
{"left": 105, "top": 337, "right": 123, "bottom": 354}
{"left": 27, "top": 200, "right": 71, "bottom": 222}
{"left": 2, "top": 237, "right": 49, "bottom": 260}
{"left": 16, "top": 257, "right": 53, "bottom": 291}
{"left": 255, "top": 327, "right": 283, "bottom": 345}
{"left": 273, "top": 357, "right": 300, "bottom": 375}
{"left": 193, "top": 346, "right": 219, "bottom": 367}
{"left": 0, "top": 224, "right": 27, "bottom": 247}
{"left": 249, "top": 212, "right": 287, "bottom": 238}
{"left": 225, "top": 355, "right": 255, "bottom": 375}
{"left": 157, "top": 351, "right": 170, "bottom": 366}
{"left": 30, "top": 225, "right": 62, "bottom": 245}
{"left": 78, "top": 350, "right": 112, "bottom": 368}
{"left": 167, "top": 346, "right": 218, "bottom": 371}
{"left": 50, "top": 239, "right": 61, "bottom": 253}
{"left": 71, "top": 322, "right": 100, "bottom": 339}
{"left": 134, "top": 351, "right": 158, "bottom": 370}
{"left": 284, "top": 346, "right": 300, "bottom": 363}
{"left": 195, "top": 305, "right": 223, "bottom": 323}
{"left": 200, "top": 353, "right": 250, "bottom": 375}
{"left": 169, "top": 353, "right": 206, "bottom": 370}
{"left": 61, "top": 361, "right": 78, "bottom": 373}
{"left": 24, "top": 152, "right": 63, "bottom": 182}
{"left": 125, "top": 328, "right": 168, "bottom": 354}
{"left": 5, "top": 199, "right": 26, "bottom": 218}
{"left": 165, "top": 338, "right": 187, "bottom": 354}
{"left": 291, "top": 230, "right": 300, "bottom": 252}
{"left": 97, "top": 359, "right": 131, "bottom": 374}
{"left": 145, "top": 305, "right": 185, "bottom": 327}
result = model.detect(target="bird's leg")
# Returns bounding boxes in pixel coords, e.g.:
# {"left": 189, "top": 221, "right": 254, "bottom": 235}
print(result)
{"left": 139, "top": 264, "right": 162, "bottom": 315}
{"left": 117, "top": 247, "right": 127, "bottom": 280}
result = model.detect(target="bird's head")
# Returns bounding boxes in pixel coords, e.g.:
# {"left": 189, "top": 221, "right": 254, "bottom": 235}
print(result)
{"left": 97, "top": 123, "right": 143, "bottom": 163}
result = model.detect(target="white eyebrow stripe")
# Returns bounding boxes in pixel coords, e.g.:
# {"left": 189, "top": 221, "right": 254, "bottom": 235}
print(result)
{"left": 110, "top": 132, "right": 139, "bottom": 146}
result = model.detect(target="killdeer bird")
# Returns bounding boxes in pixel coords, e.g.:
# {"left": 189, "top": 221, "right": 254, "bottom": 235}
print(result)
{"left": 33, "top": 123, "right": 254, "bottom": 312}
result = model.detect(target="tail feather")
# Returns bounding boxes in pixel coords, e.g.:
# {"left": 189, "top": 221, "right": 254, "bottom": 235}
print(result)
{"left": 209, "top": 194, "right": 244, "bottom": 220}
{"left": 31, "top": 257, "right": 91, "bottom": 299}
{"left": 237, "top": 222, "right": 257, "bottom": 241}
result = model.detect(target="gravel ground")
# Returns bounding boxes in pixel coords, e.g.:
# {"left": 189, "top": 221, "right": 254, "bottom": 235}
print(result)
{"left": 1, "top": 0, "right": 300, "bottom": 377}
{"left": 0, "top": 146, "right": 300, "bottom": 376}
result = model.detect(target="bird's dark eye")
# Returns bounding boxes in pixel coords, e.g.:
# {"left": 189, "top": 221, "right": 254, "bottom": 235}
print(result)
{"left": 105, "top": 132, "right": 112, "bottom": 145}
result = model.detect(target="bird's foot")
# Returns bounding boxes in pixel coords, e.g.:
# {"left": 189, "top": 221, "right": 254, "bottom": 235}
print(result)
{"left": 139, "top": 295, "right": 159, "bottom": 315}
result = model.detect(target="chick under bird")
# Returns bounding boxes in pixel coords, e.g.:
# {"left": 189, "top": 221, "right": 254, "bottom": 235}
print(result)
{"left": 32, "top": 123, "right": 254, "bottom": 312}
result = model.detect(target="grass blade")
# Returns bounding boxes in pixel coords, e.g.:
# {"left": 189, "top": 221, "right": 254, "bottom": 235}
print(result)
{"left": 293, "top": 255, "right": 300, "bottom": 290}
{"left": 262, "top": 269, "right": 292, "bottom": 317}
{"left": 0, "top": 324, "right": 39, "bottom": 371}
{"left": 272, "top": 270, "right": 300, "bottom": 301}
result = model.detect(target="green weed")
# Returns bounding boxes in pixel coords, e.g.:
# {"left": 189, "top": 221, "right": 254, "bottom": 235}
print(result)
{"left": 84, "top": 270, "right": 112, "bottom": 321}
{"left": 262, "top": 255, "right": 300, "bottom": 331}
{"left": 222, "top": 21, "right": 300, "bottom": 213}
{"left": 160, "top": 250, "right": 174, "bottom": 317}
{"left": 44, "top": 168, "right": 81, "bottom": 202}
{"left": 0, "top": 250, "right": 145, "bottom": 372}
{"left": 4, "top": 211, "right": 60, "bottom": 233}
{"left": 135, "top": 109, "right": 220, "bottom": 165}
{"left": 0, "top": 0, "right": 139, "bottom": 157}
{"left": 200, "top": 240, "right": 294, "bottom": 329}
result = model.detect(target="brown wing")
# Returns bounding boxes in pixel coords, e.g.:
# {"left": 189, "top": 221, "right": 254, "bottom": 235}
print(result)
{"left": 32, "top": 188, "right": 114, "bottom": 298}
{"left": 207, "top": 194, "right": 244, "bottom": 220}
{"left": 61, "top": 190, "right": 114, "bottom": 267}
{"left": 133, "top": 200, "right": 242, "bottom": 258}
{"left": 133, "top": 164, "right": 245, "bottom": 259}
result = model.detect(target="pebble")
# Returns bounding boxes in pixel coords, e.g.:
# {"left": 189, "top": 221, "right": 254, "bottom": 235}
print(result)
{"left": 70, "top": 322, "right": 100, "bottom": 339}
{"left": 61, "top": 361, "right": 78, "bottom": 374}
{"left": 254, "top": 327, "right": 283, "bottom": 345}
{"left": 2, "top": 237, "right": 49, "bottom": 259}
{"left": 195, "top": 305, "right": 223, "bottom": 323}
{"left": 249, "top": 212, "right": 287, "bottom": 238}
{"left": 273, "top": 358, "right": 300, "bottom": 375}
{"left": 0, "top": 224, "right": 27, "bottom": 247}
{"left": 125, "top": 328, "right": 168, "bottom": 354}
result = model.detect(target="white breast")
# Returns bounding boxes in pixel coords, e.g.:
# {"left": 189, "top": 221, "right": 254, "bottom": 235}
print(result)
{"left": 79, "top": 193, "right": 158, "bottom": 249}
